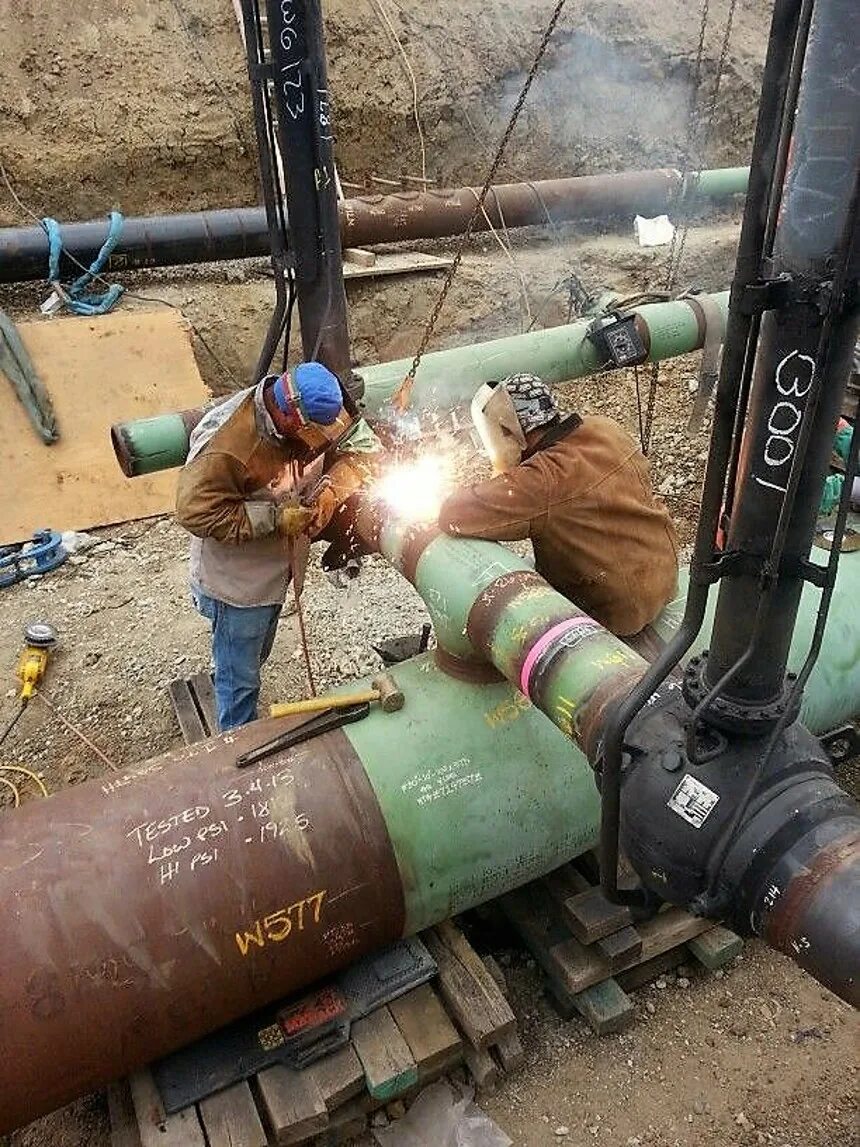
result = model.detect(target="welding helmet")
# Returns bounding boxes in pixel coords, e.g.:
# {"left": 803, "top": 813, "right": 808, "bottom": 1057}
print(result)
{"left": 471, "top": 374, "right": 558, "bottom": 472}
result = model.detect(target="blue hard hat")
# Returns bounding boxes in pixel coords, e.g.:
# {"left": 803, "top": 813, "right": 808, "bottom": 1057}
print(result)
{"left": 273, "top": 362, "right": 343, "bottom": 425}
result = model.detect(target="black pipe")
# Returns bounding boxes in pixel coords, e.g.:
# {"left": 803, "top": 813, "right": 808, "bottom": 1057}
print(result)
{"left": 598, "top": 0, "right": 805, "bottom": 906}
{"left": 240, "top": 0, "right": 291, "bottom": 380}
{"left": 266, "top": 0, "right": 353, "bottom": 387}
{"left": 705, "top": 0, "right": 860, "bottom": 707}
{"left": 0, "top": 169, "right": 744, "bottom": 287}
{"left": 0, "top": 207, "right": 272, "bottom": 284}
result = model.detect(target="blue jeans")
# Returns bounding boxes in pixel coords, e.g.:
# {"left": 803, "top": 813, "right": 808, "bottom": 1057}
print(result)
{"left": 193, "top": 591, "right": 282, "bottom": 731}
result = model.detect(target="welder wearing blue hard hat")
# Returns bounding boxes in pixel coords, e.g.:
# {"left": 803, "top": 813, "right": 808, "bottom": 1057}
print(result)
{"left": 176, "top": 362, "right": 379, "bottom": 731}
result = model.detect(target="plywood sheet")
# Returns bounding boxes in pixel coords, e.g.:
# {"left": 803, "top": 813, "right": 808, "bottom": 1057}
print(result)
{"left": 0, "top": 310, "right": 210, "bottom": 544}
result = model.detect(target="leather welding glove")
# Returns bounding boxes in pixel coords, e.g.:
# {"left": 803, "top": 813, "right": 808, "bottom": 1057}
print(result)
{"left": 277, "top": 503, "right": 315, "bottom": 539}
{"left": 308, "top": 456, "right": 375, "bottom": 539}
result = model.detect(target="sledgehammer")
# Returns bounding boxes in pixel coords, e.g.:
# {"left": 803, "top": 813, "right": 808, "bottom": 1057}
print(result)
{"left": 270, "top": 672, "right": 404, "bottom": 718}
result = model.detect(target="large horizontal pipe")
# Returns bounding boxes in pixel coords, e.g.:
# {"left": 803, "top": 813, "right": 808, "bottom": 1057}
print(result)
{"left": 110, "top": 291, "right": 729, "bottom": 476}
{"left": 0, "top": 167, "right": 749, "bottom": 284}
{"left": 0, "top": 529, "right": 857, "bottom": 1132}
{"left": 0, "top": 653, "right": 599, "bottom": 1132}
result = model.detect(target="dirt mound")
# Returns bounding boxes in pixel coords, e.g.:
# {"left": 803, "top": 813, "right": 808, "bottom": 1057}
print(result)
{"left": 0, "top": 0, "right": 769, "bottom": 225}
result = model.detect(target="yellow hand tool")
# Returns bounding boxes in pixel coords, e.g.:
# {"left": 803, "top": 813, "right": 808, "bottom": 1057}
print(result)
{"left": 17, "top": 622, "right": 58, "bottom": 700}
{"left": 269, "top": 672, "right": 404, "bottom": 718}
{"left": 0, "top": 622, "right": 57, "bottom": 747}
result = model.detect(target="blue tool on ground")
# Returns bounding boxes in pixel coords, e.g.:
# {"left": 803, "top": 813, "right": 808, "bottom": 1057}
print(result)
{"left": 0, "top": 530, "right": 66, "bottom": 588}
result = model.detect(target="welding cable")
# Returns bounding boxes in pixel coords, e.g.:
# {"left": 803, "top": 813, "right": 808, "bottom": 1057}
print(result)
{"left": 33, "top": 692, "right": 118, "bottom": 772}
{"left": 0, "top": 774, "right": 20, "bottom": 807}
{"left": 467, "top": 189, "right": 533, "bottom": 329}
{"left": 368, "top": 0, "right": 427, "bottom": 185}
{"left": 0, "top": 764, "right": 48, "bottom": 799}
{"left": 0, "top": 700, "right": 26, "bottom": 748}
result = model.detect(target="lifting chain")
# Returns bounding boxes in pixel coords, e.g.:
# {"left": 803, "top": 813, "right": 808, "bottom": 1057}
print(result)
{"left": 391, "top": 0, "right": 568, "bottom": 412}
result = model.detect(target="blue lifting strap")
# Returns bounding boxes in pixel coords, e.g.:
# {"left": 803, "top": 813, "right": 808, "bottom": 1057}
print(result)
{"left": 43, "top": 212, "right": 125, "bottom": 316}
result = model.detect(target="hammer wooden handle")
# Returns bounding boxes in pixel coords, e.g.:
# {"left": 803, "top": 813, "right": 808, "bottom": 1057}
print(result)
{"left": 270, "top": 691, "right": 380, "bottom": 719}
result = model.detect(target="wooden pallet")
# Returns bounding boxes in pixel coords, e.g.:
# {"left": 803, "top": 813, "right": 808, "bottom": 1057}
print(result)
{"left": 109, "top": 929, "right": 518, "bottom": 1145}
{"left": 107, "top": 678, "right": 523, "bottom": 1147}
{"left": 499, "top": 859, "right": 743, "bottom": 1035}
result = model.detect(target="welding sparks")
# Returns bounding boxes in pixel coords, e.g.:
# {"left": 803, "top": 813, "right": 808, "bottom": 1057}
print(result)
{"left": 372, "top": 454, "right": 455, "bottom": 522}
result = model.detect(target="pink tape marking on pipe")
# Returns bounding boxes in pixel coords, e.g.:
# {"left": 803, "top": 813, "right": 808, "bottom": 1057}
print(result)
{"left": 520, "top": 616, "right": 594, "bottom": 699}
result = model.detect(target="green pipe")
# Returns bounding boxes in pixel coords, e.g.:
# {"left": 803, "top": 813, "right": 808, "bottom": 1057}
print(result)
{"left": 110, "top": 293, "right": 729, "bottom": 474}
{"left": 653, "top": 539, "right": 860, "bottom": 737}
{"left": 373, "top": 521, "right": 860, "bottom": 743}
{"left": 683, "top": 166, "right": 750, "bottom": 198}
{"left": 357, "top": 293, "right": 728, "bottom": 416}
{"left": 111, "top": 410, "right": 201, "bottom": 478}
{"left": 375, "top": 522, "right": 648, "bottom": 757}
{"left": 345, "top": 653, "right": 601, "bottom": 934}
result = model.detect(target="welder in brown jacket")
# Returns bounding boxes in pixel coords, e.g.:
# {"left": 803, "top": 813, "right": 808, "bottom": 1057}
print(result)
{"left": 438, "top": 374, "right": 678, "bottom": 637}
{"left": 175, "top": 362, "right": 377, "bottom": 730}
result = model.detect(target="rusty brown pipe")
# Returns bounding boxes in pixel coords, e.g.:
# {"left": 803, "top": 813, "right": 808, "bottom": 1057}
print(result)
{"left": 0, "top": 717, "right": 405, "bottom": 1131}
{"left": 756, "top": 824, "right": 860, "bottom": 1005}
{"left": 0, "top": 632, "right": 608, "bottom": 1134}
{"left": 339, "top": 169, "right": 681, "bottom": 246}
{"left": 0, "top": 168, "right": 748, "bottom": 284}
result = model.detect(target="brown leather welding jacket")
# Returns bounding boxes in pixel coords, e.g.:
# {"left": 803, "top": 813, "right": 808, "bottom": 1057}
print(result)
{"left": 439, "top": 414, "right": 679, "bottom": 636}
{"left": 175, "top": 386, "right": 356, "bottom": 607}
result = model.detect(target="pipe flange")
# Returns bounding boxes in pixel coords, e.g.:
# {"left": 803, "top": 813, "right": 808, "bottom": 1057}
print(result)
{"left": 682, "top": 653, "right": 802, "bottom": 735}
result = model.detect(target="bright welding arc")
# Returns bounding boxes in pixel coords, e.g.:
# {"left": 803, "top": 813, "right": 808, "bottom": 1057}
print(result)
{"left": 371, "top": 454, "right": 455, "bottom": 523}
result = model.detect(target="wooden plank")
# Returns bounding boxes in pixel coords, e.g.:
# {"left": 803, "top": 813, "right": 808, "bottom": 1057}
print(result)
{"left": 129, "top": 1070, "right": 206, "bottom": 1147}
{"left": 198, "top": 1082, "right": 267, "bottom": 1147}
{"left": 636, "top": 908, "right": 714, "bottom": 961}
{"left": 500, "top": 885, "right": 601, "bottom": 996}
{"left": 108, "top": 1080, "right": 142, "bottom": 1147}
{"left": 352, "top": 1006, "right": 418, "bottom": 1101}
{"left": 595, "top": 924, "right": 643, "bottom": 971}
{"left": 481, "top": 953, "right": 508, "bottom": 995}
{"left": 564, "top": 887, "right": 634, "bottom": 945}
{"left": 388, "top": 984, "right": 463, "bottom": 1081}
{"left": 0, "top": 311, "right": 209, "bottom": 544}
{"left": 542, "top": 864, "right": 587, "bottom": 902}
{"left": 341, "top": 251, "right": 453, "bottom": 281}
{"left": 463, "top": 1044, "right": 499, "bottom": 1092}
{"left": 545, "top": 867, "right": 634, "bottom": 945}
{"left": 616, "top": 948, "right": 686, "bottom": 992}
{"left": 256, "top": 1064, "right": 328, "bottom": 1145}
{"left": 503, "top": 887, "right": 712, "bottom": 998}
{"left": 435, "top": 919, "right": 515, "bottom": 1027}
{"left": 493, "top": 1030, "right": 525, "bottom": 1073}
{"left": 168, "top": 678, "right": 208, "bottom": 746}
{"left": 189, "top": 671, "right": 218, "bottom": 736}
{"left": 309, "top": 1045, "right": 365, "bottom": 1110}
{"left": 546, "top": 975, "right": 580, "bottom": 1021}
{"left": 313, "top": 1095, "right": 374, "bottom": 1146}
{"left": 422, "top": 927, "right": 515, "bottom": 1049}
{"left": 570, "top": 979, "right": 635, "bottom": 1036}
{"left": 687, "top": 925, "right": 744, "bottom": 970}
{"left": 343, "top": 247, "right": 378, "bottom": 267}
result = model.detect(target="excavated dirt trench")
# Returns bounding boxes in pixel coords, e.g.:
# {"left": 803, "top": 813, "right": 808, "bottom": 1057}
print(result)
{"left": 0, "top": 0, "right": 767, "bottom": 223}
